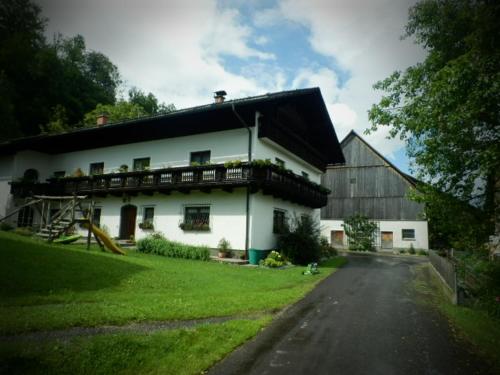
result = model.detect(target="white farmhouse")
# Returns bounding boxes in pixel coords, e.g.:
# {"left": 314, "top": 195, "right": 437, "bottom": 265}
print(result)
{"left": 0, "top": 88, "right": 344, "bottom": 254}
{"left": 321, "top": 130, "right": 429, "bottom": 251}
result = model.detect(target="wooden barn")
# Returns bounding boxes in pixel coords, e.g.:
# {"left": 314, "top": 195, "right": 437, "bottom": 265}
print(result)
{"left": 321, "top": 130, "right": 429, "bottom": 250}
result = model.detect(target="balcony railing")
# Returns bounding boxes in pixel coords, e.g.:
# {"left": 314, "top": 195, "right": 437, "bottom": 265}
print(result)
{"left": 10, "top": 163, "right": 328, "bottom": 208}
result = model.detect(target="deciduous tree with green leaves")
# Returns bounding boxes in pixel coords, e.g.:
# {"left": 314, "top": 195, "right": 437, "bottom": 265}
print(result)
{"left": 368, "top": 0, "right": 499, "bottom": 250}
{"left": 342, "top": 215, "right": 377, "bottom": 252}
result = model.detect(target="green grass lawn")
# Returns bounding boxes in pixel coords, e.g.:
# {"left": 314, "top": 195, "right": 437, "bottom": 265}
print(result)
{"left": 0, "top": 318, "right": 271, "bottom": 375}
{"left": 0, "top": 231, "right": 346, "bottom": 334}
{"left": 414, "top": 263, "right": 500, "bottom": 372}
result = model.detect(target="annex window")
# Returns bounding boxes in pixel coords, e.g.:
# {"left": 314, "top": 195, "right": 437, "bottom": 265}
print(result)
{"left": 190, "top": 151, "right": 211, "bottom": 165}
{"left": 17, "top": 206, "right": 34, "bottom": 228}
{"left": 53, "top": 171, "right": 65, "bottom": 178}
{"left": 275, "top": 158, "right": 285, "bottom": 169}
{"left": 402, "top": 229, "right": 416, "bottom": 240}
{"left": 273, "top": 209, "right": 287, "bottom": 234}
{"left": 301, "top": 171, "right": 309, "bottom": 179}
{"left": 89, "top": 162, "right": 104, "bottom": 176}
{"left": 183, "top": 206, "right": 210, "bottom": 230}
{"left": 133, "top": 157, "right": 150, "bottom": 171}
{"left": 93, "top": 208, "right": 102, "bottom": 228}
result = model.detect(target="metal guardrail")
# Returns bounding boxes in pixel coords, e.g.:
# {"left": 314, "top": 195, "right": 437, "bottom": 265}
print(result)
{"left": 429, "top": 250, "right": 457, "bottom": 302}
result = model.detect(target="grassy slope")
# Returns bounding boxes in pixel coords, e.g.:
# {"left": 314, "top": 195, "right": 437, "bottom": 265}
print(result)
{"left": 0, "top": 232, "right": 346, "bottom": 333}
{"left": 414, "top": 263, "right": 500, "bottom": 372}
{"left": 0, "top": 318, "right": 271, "bottom": 375}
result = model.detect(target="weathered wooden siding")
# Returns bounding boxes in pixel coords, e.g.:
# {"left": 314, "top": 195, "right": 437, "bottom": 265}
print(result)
{"left": 321, "top": 134, "right": 425, "bottom": 220}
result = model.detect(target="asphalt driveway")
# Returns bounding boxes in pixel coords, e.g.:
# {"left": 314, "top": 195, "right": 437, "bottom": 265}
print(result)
{"left": 210, "top": 254, "right": 491, "bottom": 375}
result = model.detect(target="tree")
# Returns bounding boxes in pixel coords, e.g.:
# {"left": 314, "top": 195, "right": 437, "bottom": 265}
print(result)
{"left": 0, "top": 0, "right": 121, "bottom": 139}
{"left": 368, "top": 0, "right": 500, "bottom": 249}
{"left": 128, "top": 87, "right": 175, "bottom": 115}
{"left": 342, "top": 215, "right": 377, "bottom": 252}
{"left": 83, "top": 101, "right": 147, "bottom": 126}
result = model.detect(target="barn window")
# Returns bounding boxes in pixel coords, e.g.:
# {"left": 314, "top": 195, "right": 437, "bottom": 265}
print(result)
{"left": 402, "top": 229, "right": 415, "bottom": 240}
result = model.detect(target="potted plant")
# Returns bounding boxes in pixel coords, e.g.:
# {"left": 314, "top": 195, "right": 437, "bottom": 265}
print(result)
{"left": 217, "top": 237, "right": 232, "bottom": 258}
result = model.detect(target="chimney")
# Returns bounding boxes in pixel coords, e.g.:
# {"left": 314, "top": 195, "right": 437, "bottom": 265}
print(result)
{"left": 96, "top": 113, "right": 109, "bottom": 126}
{"left": 214, "top": 90, "right": 227, "bottom": 104}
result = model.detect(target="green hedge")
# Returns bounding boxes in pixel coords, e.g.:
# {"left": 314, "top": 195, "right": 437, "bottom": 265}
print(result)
{"left": 136, "top": 233, "right": 210, "bottom": 261}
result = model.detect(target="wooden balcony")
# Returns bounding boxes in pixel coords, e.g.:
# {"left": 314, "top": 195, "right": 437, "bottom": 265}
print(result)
{"left": 10, "top": 163, "right": 328, "bottom": 208}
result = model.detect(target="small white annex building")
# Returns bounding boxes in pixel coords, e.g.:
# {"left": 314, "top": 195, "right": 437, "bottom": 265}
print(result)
{"left": 321, "top": 131, "right": 429, "bottom": 251}
{"left": 0, "top": 88, "right": 344, "bottom": 254}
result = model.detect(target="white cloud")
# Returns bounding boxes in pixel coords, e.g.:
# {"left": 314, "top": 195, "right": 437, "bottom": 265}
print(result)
{"left": 39, "top": 0, "right": 278, "bottom": 109}
{"left": 256, "top": 0, "right": 426, "bottom": 158}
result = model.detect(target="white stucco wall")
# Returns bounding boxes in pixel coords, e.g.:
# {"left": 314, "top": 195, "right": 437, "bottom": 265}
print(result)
{"left": 253, "top": 137, "right": 322, "bottom": 183}
{"left": 249, "top": 192, "right": 318, "bottom": 250}
{"left": 321, "top": 219, "right": 429, "bottom": 250}
{"left": 0, "top": 156, "right": 14, "bottom": 217}
{"left": 12, "top": 151, "right": 52, "bottom": 180}
{"left": 78, "top": 189, "right": 248, "bottom": 249}
{"left": 48, "top": 128, "right": 250, "bottom": 178}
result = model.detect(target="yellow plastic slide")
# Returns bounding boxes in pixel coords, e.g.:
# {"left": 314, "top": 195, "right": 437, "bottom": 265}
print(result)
{"left": 82, "top": 223, "right": 126, "bottom": 255}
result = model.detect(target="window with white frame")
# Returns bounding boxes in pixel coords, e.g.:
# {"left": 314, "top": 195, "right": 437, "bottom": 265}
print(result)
{"left": 182, "top": 206, "right": 210, "bottom": 231}
{"left": 273, "top": 209, "right": 287, "bottom": 234}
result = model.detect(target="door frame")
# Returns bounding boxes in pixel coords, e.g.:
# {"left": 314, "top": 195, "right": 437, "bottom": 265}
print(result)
{"left": 119, "top": 204, "right": 137, "bottom": 239}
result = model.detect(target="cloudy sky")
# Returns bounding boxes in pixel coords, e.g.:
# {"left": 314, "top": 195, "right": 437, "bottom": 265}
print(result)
{"left": 38, "top": 0, "right": 426, "bottom": 174}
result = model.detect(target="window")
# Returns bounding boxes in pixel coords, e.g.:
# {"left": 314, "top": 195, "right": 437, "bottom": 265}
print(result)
{"left": 190, "top": 151, "right": 211, "bottom": 165}
{"left": 402, "top": 229, "right": 416, "bottom": 240}
{"left": 273, "top": 209, "right": 287, "bottom": 234}
{"left": 183, "top": 206, "right": 210, "bottom": 230}
{"left": 53, "top": 171, "right": 65, "bottom": 178}
{"left": 143, "top": 207, "right": 154, "bottom": 224}
{"left": 17, "top": 206, "right": 34, "bottom": 227}
{"left": 133, "top": 157, "right": 150, "bottom": 171}
{"left": 93, "top": 208, "right": 102, "bottom": 228}
{"left": 301, "top": 171, "right": 309, "bottom": 179}
{"left": 275, "top": 158, "right": 285, "bottom": 168}
{"left": 350, "top": 178, "right": 356, "bottom": 184}
{"left": 89, "top": 162, "right": 104, "bottom": 176}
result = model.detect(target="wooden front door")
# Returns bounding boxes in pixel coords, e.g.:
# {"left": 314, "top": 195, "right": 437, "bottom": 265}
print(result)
{"left": 381, "top": 231, "right": 393, "bottom": 249}
{"left": 331, "top": 230, "right": 344, "bottom": 247}
{"left": 120, "top": 205, "right": 137, "bottom": 239}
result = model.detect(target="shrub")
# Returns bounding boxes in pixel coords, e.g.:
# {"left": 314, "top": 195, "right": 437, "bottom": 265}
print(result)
{"left": 0, "top": 222, "right": 14, "bottom": 231}
{"left": 343, "top": 215, "right": 377, "bottom": 251}
{"left": 408, "top": 243, "right": 416, "bottom": 255}
{"left": 399, "top": 249, "right": 406, "bottom": 254}
{"left": 320, "top": 236, "right": 337, "bottom": 258}
{"left": 136, "top": 233, "right": 210, "bottom": 261}
{"left": 417, "top": 249, "right": 427, "bottom": 256}
{"left": 278, "top": 214, "right": 321, "bottom": 265}
{"left": 260, "top": 250, "right": 286, "bottom": 268}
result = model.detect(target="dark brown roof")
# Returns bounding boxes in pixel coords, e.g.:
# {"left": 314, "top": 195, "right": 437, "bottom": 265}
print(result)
{"left": 0, "top": 88, "right": 344, "bottom": 171}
